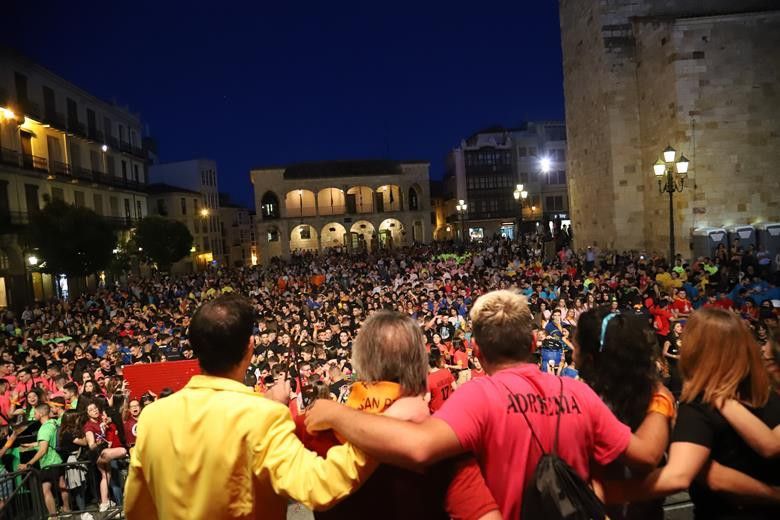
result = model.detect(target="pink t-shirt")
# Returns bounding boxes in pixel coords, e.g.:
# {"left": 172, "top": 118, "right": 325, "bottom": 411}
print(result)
{"left": 434, "top": 364, "right": 631, "bottom": 519}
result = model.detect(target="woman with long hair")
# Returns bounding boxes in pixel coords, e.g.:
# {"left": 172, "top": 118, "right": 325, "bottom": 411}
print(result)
{"left": 58, "top": 410, "right": 88, "bottom": 509}
{"left": 605, "top": 307, "right": 780, "bottom": 518}
{"left": 576, "top": 307, "right": 674, "bottom": 519}
{"left": 83, "top": 400, "right": 126, "bottom": 511}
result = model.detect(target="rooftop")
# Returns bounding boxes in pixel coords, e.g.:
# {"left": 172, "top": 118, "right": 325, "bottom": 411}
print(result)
{"left": 253, "top": 159, "right": 429, "bottom": 180}
{"left": 146, "top": 183, "right": 201, "bottom": 195}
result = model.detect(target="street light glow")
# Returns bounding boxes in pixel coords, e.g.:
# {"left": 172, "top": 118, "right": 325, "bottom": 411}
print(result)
{"left": 540, "top": 157, "right": 551, "bottom": 173}
{"left": 676, "top": 155, "right": 689, "bottom": 174}
{"left": 27, "top": 255, "right": 39, "bottom": 266}
{"left": 663, "top": 145, "right": 676, "bottom": 163}
{"left": 200, "top": 208, "right": 210, "bottom": 217}
{"left": 653, "top": 159, "right": 666, "bottom": 176}
{"left": 101, "top": 144, "right": 108, "bottom": 152}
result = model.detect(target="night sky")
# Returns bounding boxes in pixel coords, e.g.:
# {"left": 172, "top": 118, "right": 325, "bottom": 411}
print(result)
{"left": 4, "top": 1, "right": 564, "bottom": 208}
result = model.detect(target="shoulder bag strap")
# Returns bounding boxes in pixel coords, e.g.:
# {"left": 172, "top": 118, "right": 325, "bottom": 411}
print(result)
{"left": 498, "top": 379, "right": 547, "bottom": 455}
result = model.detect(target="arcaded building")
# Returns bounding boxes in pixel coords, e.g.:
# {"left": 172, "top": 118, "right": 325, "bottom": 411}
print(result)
{"left": 250, "top": 159, "right": 431, "bottom": 261}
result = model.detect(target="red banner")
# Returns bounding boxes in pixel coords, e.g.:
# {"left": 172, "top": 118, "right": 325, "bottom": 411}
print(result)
{"left": 123, "top": 360, "right": 201, "bottom": 398}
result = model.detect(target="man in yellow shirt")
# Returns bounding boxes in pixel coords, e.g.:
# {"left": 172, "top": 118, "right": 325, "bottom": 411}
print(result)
{"left": 125, "top": 294, "right": 374, "bottom": 520}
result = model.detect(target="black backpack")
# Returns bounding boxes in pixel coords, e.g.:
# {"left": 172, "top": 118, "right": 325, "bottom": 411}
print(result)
{"left": 503, "top": 376, "right": 607, "bottom": 520}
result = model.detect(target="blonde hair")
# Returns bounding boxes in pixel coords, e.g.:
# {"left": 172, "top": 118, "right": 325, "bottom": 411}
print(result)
{"left": 680, "top": 307, "right": 770, "bottom": 407}
{"left": 351, "top": 310, "right": 427, "bottom": 396}
{"left": 469, "top": 290, "right": 533, "bottom": 364}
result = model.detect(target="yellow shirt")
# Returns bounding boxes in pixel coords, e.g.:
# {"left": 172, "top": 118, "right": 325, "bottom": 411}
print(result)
{"left": 125, "top": 375, "right": 374, "bottom": 520}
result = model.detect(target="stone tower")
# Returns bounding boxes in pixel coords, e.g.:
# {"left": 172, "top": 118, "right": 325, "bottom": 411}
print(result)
{"left": 559, "top": 0, "right": 780, "bottom": 256}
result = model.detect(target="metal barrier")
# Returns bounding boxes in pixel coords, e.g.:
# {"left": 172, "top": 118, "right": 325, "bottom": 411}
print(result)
{"left": 0, "top": 457, "right": 129, "bottom": 519}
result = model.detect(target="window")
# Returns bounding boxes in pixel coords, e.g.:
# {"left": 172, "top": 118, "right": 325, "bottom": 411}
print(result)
{"left": 67, "top": 98, "right": 78, "bottom": 125}
{"left": 106, "top": 156, "right": 115, "bottom": 176}
{"left": 93, "top": 194, "right": 103, "bottom": 215}
{"left": 118, "top": 124, "right": 125, "bottom": 143}
{"left": 87, "top": 109, "right": 97, "bottom": 136}
{"left": 74, "top": 191, "right": 85, "bottom": 207}
{"left": 104, "top": 116, "right": 112, "bottom": 138}
{"left": 517, "top": 147, "right": 526, "bottom": 157}
{"left": 133, "top": 164, "right": 139, "bottom": 182}
{"left": 180, "top": 198, "right": 187, "bottom": 215}
{"left": 43, "top": 86, "right": 56, "bottom": 116}
{"left": 546, "top": 170, "right": 567, "bottom": 185}
{"left": 121, "top": 160, "right": 127, "bottom": 179}
{"left": 52, "top": 187, "right": 65, "bottom": 201}
{"left": 528, "top": 147, "right": 537, "bottom": 156}
{"left": 124, "top": 199, "right": 131, "bottom": 220}
{"left": 136, "top": 200, "right": 142, "bottom": 218}
{"left": 203, "top": 237, "right": 209, "bottom": 251}
{"left": 130, "top": 129, "right": 137, "bottom": 146}
{"left": 110, "top": 196, "right": 119, "bottom": 217}
{"left": 156, "top": 199, "right": 168, "bottom": 216}
{"left": 194, "top": 199, "right": 200, "bottom": 213}
{"left": 260, "top": 192, "right": 280, "bottom": 219}
{"left": 14, "top": 72, "right": 28, "bottom": 101}
{"left": 194, "top": 217, "right": 200, "bottom": 233}
{"left": 545, "top": 196, "right": 564, "bottom": 211}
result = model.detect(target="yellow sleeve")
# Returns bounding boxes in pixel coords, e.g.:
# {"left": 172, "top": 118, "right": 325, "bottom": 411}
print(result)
{"left": 124, "top": 429, "right": 159, "bottom": 520}
{"left": 253, "top": 405, "right": 376, "bottom": 510}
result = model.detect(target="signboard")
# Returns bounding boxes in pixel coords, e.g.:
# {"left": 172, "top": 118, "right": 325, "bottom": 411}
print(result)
{"left": 123, "top": 360, "right": 201, "bottom": 398}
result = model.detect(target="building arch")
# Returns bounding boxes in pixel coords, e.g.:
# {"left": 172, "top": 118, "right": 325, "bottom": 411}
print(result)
{"left": 263, "top": 225, "right": 282, "bottom": 258}
{"left": 376, "top": 185, "right": 401, "bottom": 212}
{"left": 290, "top": 224, "right": 319, "bottom": 252}
{"left": 320, "top": 222, "right": 347, "bottom": 249}
{"left": 346, "top": 186, "right": 374, "bottom": 214}
{"left": 378, "top": 218, "right": 404, "bottom": 248}
{"left": 350, "top": 220, "right": 375, "bottom": 251}
{"left": 408, "top": 183, "right": 422, "bottom": 211}
{"left": 317, "top": 188, "right": 346, "bottom": 216}
{"left": 285, "top": 189, "right": 316, "bottom": 217}
{"left": 260, "top": 191, "right": 280, "bottom": 219}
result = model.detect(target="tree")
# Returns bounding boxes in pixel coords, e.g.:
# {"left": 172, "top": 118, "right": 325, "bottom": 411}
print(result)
{"left": 27, "top": 199, "right": 117, "bottom": 276}
{"left": 134, "top": 216, "right": 194, "bottom": 272}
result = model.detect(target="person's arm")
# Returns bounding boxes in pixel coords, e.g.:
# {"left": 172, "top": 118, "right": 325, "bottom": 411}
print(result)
{"left": 603, "top": 441, "right": 711, "bottom": 503}
{"left": 305, "top": 399, "right": 464, "bottom": 468}
{"left": 621, "top": 412, "right": 671, "bottom": 472}
{"left": 124, "top": 426, "right": 159, "bottom": 520}
{"left": 85, "top": 430, "right": 98, "bottom": 450}
{"left": 719, "top": 399, "right": 780, "bottom": 458}
{"left": 18, "top": 440, "right": 48, "bottom": 470}
{"left": 703, "top": 460, "right": 780, "bottom": 503}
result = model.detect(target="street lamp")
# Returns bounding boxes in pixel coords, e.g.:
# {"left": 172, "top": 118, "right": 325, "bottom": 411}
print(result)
{"left": 455, "top": 199, "right": 468, "bottom": 243}
{"left": 27, "top": 255, "right": 39, "bottom": 267}
{"left": 200, "top": 208, "right": 210, "bottom": 218}
{"left": 653, "top": 145, "right": 690, "bottom": 264}
{"left": 539, "top": 157, "right": 551, "bottom": 174}
{"left": 513, "top": 184, "right": 529, "bottom": 241}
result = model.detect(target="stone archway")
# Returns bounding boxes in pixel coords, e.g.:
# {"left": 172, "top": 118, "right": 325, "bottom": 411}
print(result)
{"left": 379, "top": 218, "right": 404, "bottom": 248}
{"left": 320, "top": 222, "right": 347, "bottom": 249}
{"left": 289, "top": 224, "right": 319, "bottom": 252}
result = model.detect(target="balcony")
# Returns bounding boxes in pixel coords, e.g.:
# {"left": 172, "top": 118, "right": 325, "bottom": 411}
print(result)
{"left": 44, "top": 110, "right": 66, "bottom": 129}
{"left": 87, "top": 128, "right": 104, "bottom": 142}
{"left": 0, "top": 148, "right": 48, "bottom": 172}
{"left": 118, "top": 141, "right": 146, "bottom": 159}
{"left": 0, "top": 148, "right": 147, "bottom": 192}
{"left": 67, "top": 119, "right": 86, "bottom": 137}
{"left": 17, "top": 98, "right": 42, "bottom": 120}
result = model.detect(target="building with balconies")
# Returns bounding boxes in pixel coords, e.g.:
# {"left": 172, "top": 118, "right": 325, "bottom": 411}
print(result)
{"left": 149, "top": 159, "right": 224, "bottom": 265}
{"left": 250, "top": 159, "right": 432, "bottom": 261}
{"left": 0, "top": 47, "right": 149, "bottom": 307}
{"left": 442, "top": 121, "right": 569, "bottom": 241}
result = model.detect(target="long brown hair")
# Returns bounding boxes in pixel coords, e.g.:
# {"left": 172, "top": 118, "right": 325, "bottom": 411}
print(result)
{"left": 680, "top": 307, "right": 770, "bottom": 407}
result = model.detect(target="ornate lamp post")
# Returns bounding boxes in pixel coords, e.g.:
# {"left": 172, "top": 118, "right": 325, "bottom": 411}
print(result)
{"left": 455, "top": 199, "right": 468, "bottom": 243}
{"left": 653, "top": 145, "right": 689, "bottom": 264}
{"left": 512, "top": 184, "right": 528, "bottom": 241}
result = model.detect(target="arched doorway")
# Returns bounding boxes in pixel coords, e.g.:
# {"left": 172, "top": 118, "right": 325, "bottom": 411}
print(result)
{"left": 320, "top": 222, "right": 347, "bottom": 250}
{"left": 379, "top": 218, "right": 404, "bottom": 248}
{"left": 350, "top": 220, "right": 375, "bottom": 251}
{"left": 260, "top": 191, "right": 280, "bottom": 219}
{"left": 290, "top": 224, "right": 319, "bottom": 252}
{"left": 346, "top": 186, "right": 374, "bottom": 214}
{"left": 317, "top": 188, "right": 346, "bottom": 216}
{"left": 285, "top": 189, "right": 316, "bottom": 217}
{"left": 376, "top": 185, "right": 401, "bottom": 212}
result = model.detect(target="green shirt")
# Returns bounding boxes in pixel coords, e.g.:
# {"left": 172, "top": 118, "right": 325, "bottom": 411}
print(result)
{"left": 36, "top": 419, "right": 63, "bottom": 469}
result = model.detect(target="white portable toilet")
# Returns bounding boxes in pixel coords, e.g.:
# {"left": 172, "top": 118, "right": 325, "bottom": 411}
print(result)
{"left": 692, "top": 227, "right": 727, "bottom": 259}
{"left": 725, "top": 224, "right": 756, "bottom": 250}
{"left": 757, "top": 222, "right": 780, "bottom": 264}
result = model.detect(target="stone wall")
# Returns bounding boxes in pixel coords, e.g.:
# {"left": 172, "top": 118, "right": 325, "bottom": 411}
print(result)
{"left": 560, "top": 0, "right": 780, "bottom": 257}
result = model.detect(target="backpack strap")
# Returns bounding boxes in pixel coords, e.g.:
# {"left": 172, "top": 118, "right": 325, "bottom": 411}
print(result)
{"left": 552, "top": 375, "right": 564, "bottom": 455}
{"left": 498, "top": 380, "right": 546, "bottom": 455}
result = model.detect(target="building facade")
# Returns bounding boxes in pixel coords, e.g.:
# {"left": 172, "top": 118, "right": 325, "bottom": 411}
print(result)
{"left": 251, "top": 159, "right": 432, "bottom": 261}
{"left": 559, "top": 0, "right": 780, "bottom": 255}
{"left": 219, "top": 197, "right": 257, "bottom": 268}
{"left": 149, "top": 159, "right": 224, "bottom": 264}
{"left": 442, "top": 122, "right": 569, "bottom": 241}
{"left": 0, "top": 48, "right": 149, "bottom": 308}
{"left": 147, "top": 183, "right": 213, "bottom": 273}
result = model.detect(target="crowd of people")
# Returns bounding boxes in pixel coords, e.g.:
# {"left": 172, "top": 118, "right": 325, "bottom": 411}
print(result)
{"left": 0, "top": 234, "right": 778, "bottom": 518}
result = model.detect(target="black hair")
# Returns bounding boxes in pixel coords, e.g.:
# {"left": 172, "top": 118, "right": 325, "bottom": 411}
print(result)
{"left": 575, "top": 307, "right": 658, "bottom": 430}
{"left": 189, "top": 294, "right": 254, "bottom": 375}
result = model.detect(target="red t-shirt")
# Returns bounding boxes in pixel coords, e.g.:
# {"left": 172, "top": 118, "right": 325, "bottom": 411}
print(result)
{"left": 434, "top": 364, "right": 631, "bottom": 519}
{"left": 453, "top": 350, "right": 469, "bottom": 370}
{"left": 670, "top": 298, "right": 692, "bottom": 315}
{"left": 427, "top": 369, "right": 455, "bottom": 413}
{"left": 124, "top": 417, "right": 138, "bottom": 446}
